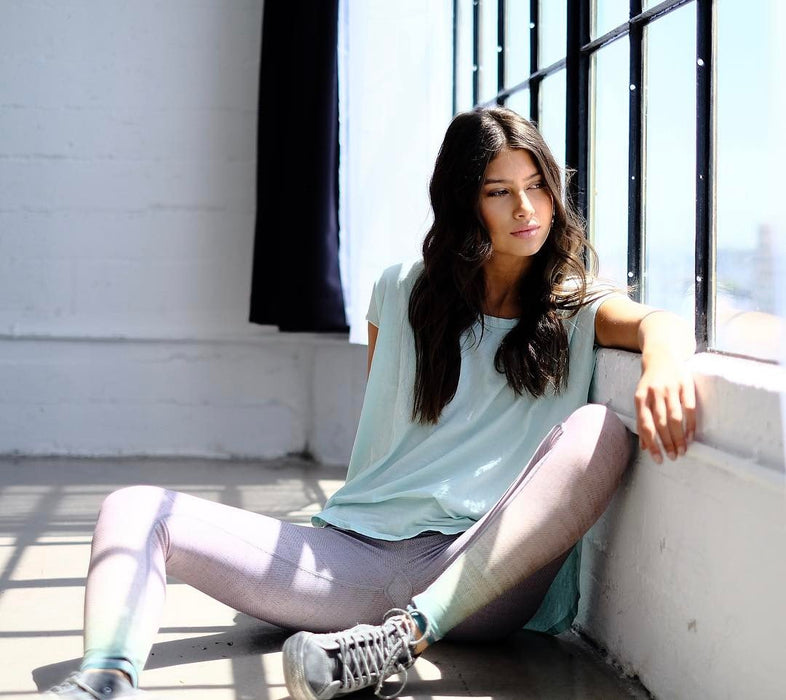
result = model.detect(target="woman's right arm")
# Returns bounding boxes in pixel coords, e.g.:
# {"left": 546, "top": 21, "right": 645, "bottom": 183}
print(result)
{"left": 367, "top": 322, "right": 379, "bottom": 378}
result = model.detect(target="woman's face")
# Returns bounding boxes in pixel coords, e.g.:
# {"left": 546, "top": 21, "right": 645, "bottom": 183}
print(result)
{"left": 478, "top": 148, "right": 554, "bottom": 271}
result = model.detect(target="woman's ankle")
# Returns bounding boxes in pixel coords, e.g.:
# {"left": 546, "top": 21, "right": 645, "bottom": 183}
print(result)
{"left": 80, "top": 655, "right": 138, "bottom": 687}
{"left": 412, "top": 632, "right": 430, "bottom": 655}
{"left": 81, "top": 668, "right": 133, "bottom": 686}
{"left": 403, "top": 608, "right": 433, "bottom": 655}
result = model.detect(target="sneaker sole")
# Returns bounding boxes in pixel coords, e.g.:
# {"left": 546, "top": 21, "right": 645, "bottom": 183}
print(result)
{"left": 282, "top": 632, "right": 321, "bottom": 700}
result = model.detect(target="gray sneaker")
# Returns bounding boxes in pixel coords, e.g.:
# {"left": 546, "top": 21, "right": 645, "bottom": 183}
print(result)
{"left": 42, "top": 670, "right": 147, "bottom": 699}
{"left": 282, "top": 608, "right": 429, "bottom": 700}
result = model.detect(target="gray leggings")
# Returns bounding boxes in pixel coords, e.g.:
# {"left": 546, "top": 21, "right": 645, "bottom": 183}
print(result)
{"left": 81, "top": 404, "right": 631, "bottom": 685}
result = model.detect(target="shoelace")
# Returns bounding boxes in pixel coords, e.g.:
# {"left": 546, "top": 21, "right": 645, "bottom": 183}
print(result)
{"left": 336, "top": 608, "right": 429, "bottom": 700}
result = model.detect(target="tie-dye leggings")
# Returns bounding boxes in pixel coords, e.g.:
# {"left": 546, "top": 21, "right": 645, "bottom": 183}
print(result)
{"left": 80, "top": 403, "right": 631, "bottom": 685}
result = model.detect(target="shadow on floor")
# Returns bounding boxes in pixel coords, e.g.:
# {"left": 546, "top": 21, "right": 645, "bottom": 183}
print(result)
{"left": 2, "top": 457, "right": 649, "bottom": 699}
{"left": 31, "top": 614, "right": 289, "bottom": 693}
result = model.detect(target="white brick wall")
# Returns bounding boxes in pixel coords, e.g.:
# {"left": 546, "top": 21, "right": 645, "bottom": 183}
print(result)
{"left": 0, "top": 333, "right": 365, "bottom": 461}
{"left": 0, "top": 0, "right": 261, "bottom": 338}
{"left": 0, "top": 0, "right": 367, "bottom": 463}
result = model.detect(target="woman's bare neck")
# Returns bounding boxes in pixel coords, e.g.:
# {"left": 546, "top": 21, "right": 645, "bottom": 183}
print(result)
{"left": 482, "top": 258, "right": 531, "bottom": 318}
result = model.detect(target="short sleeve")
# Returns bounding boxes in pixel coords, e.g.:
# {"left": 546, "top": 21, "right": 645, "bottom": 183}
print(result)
{"left": 565, "top": 280, "right": 626, "bottom": 345}
{"left": 365, "top": 269, "right": 389, "bottom": 328}
{"left": 366, "top": 287, "right": 380, "bottom": 327}
{"left": 365, "top": 261, "right": 421, "bottom": 329}
{"left": 586, "top": 281, "right": 629, "bottom": 338}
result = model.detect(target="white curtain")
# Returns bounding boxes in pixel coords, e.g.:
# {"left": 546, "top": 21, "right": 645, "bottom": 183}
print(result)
{"left": 338, "top": 0, "right": 454, "bottom": 344}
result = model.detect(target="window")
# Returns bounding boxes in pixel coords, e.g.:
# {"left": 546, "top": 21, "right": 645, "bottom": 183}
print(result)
{"left": 453, "top": 0, "right": 784, "bottom": 362}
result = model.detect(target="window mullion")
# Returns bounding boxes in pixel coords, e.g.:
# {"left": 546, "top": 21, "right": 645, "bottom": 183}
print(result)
{"left": 695, "top": 0, "right": 714, "bottom": 351}
{"left": 529, "top": 0, "right": 539, "bottom": 121}
{"left": 452, "top": 0, "right": 459, "bottom": 114}
{"left": 472, "top": 0, "right": 480, "bottom": 105}
{"left": 497, "top": 0, "right": 506, "bottom": 104}
{"left": 565, "top": 0, "right": 591, "bottom": 223}
{"left": 628, "top": 0, "right": 644, "bottom": 302}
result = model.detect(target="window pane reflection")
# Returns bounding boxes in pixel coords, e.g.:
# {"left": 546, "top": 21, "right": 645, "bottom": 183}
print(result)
{"left": 644, "top": 5, "right": 695, "bottom": 322}
{"left": 539, "top": 70, "right": 566, "bottom": 187}
{"left": 589, "top": 38, "right": 629, "bottom": 288}
{"left": 479, "top": 0, "right": 499, "bottom": 102}
{"left": 592, "top": 0, "right": 629, "bottom": 40}
{"left": 505, "top": 88, "right": 530, "bottom": 120}
{"left": 504, "top": 0, "right": 530, "bottom": 87}
{"left": 715, "top": 0, "right": 783, "bottom": 360}
{"left": 538, "top": 0, "right": 566, "bottom": 67}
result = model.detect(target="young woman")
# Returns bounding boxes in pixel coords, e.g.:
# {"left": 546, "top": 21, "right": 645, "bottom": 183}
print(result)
{"left": 44, "top": 108, "right": 695, "bottom": 700}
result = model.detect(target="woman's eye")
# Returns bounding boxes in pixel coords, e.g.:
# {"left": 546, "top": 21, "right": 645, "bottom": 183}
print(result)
{"left": 489, "top": 190, "right": 508, "bottom": 197}
{"left": 529, "top": 182, "right": 544, "bottom": 190}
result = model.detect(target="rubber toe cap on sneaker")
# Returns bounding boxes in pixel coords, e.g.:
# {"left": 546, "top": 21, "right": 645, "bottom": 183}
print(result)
{"left": 283, "top": 632, "right": 343, "bottom": 700}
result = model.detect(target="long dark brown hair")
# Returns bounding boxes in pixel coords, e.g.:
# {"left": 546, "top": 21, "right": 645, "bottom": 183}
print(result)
{"left": 408, "top": 107, "right": 599, "bottom": 424}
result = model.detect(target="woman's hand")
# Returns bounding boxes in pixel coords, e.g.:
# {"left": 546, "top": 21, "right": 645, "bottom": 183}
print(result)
{"left": 595, "top": 299, "right": 697, "bottom": 463}
{"left": 635, "top": 349, "right": 696, "bottom": 463}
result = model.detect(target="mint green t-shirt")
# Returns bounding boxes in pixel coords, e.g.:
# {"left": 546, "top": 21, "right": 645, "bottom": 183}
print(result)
{"left": 314, "top": 260, "right": 611, "bottom": 633}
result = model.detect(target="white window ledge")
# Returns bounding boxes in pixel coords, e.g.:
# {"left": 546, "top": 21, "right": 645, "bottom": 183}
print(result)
{"left": 592, "top": 348, "right": 786, "bottom": 478}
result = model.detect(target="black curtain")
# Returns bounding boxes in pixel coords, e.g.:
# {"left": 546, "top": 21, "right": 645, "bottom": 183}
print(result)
{"left": 249, "top": 0, "right": 348, "bottom": 332}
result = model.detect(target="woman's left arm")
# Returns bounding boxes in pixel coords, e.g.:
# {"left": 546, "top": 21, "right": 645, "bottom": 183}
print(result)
{"left": 594, "top": 296, "right": 697, "bottom": 464}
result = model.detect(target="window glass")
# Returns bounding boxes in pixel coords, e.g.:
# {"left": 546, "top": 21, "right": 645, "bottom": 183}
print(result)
{"left": 539, "top": 70, "right": 567, "bottom": 187}
{"left": 503, "top": 0, "right": 530, "bottom": 88}
{"left": 643, "top": 4, "right": 695, "bottom": 322}
{"left": 505, "top": 88, "right": 530, "bottom": 120}
{"left": 455, "top": 0, "right": 475, "bottom": 111}
{"left": 589, "top": 37, "right": 629, "bottom": 288}
{"left": 538, "top": 0, "right": 566, "bottom": 68}
{"left": 714, "top": 0, "right": 783, "bottom": 360}
{"left": 478, "top": 0, "right": 500, "bottom": 102}
{"left": 592, "top": 0, "right": 629, "bottom": 40}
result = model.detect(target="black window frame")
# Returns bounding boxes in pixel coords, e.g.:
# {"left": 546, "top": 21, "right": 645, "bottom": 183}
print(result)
{"left": 454, "top": 0, "right": 719, "bottom": 354}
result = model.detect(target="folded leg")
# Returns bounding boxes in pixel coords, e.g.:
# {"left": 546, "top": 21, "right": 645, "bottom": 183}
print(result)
{"left": 412, "top": 404, "right": 632, "bottom": 641}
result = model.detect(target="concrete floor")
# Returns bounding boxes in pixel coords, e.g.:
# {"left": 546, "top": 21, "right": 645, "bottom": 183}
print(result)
{"left": 0, "top": 457, "right": 650, "bottom": 699}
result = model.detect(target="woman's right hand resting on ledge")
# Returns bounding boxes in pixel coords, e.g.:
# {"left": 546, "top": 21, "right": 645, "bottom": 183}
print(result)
{"left": 595, "top": 300, "right": 697, "bottom": 465}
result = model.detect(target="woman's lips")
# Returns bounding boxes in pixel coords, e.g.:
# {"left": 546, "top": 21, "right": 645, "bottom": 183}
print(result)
{"left": 510, "top": 225, "right": 539, "bottom": 239}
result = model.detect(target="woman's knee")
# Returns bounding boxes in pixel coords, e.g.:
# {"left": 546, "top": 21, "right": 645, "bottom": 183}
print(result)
{"left": 98, "top": 485, "right": 173, "bottom": 521}
{"left": 563, "top": 404, "right": 633, "bottom": 474}
{"left": 564, "top": 404, "right": 627, "bottom": 443}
